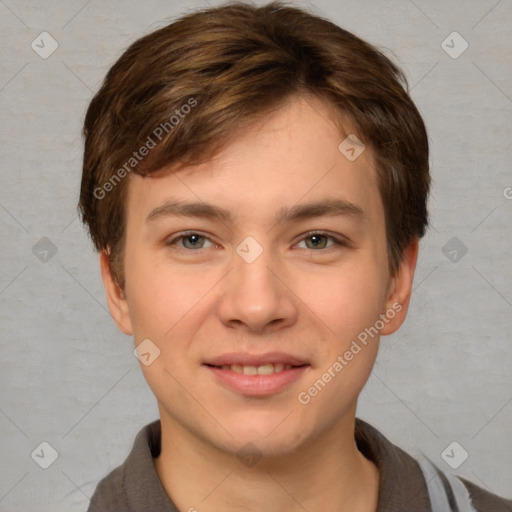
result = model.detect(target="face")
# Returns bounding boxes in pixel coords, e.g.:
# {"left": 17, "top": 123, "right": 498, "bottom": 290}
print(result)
{"left": 102, "top": 95, "right": 417, "bottom": 458}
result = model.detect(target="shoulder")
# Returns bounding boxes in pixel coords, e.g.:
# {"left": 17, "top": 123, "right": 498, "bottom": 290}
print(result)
{"left": 355, "top": 418, "right": 511, "bottom": 512}
{"left": 88, "top": 464, "right": 127, "bottom": 511}
{"left": 87, "top": 420, "right": 169, "bottom": 512}
{"left": 461, "top": 478, "right": 512, "bottom": 512}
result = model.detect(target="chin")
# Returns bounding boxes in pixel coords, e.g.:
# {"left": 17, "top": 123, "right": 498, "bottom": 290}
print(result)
{"left": 216, "top": 431, "right": 306, "bottom": 463}
{"left": 221, "top": 413, "right": 310, "bottom": 453}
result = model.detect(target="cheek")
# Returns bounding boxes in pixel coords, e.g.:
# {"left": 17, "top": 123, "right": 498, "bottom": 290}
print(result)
{"left": 294, "top": 268, "right": 385, "bottom": 416}
{"left": 294, "top": 263, "right": 387, "bottom": 343}
{"left": 124, "top": 251, "right": 222, "bottom": 345}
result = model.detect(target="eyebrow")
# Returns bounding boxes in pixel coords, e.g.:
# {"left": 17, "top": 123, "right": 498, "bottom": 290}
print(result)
{"left": 145, "top": 198, "right": 367, "bottom": 224}
{"left": 146, "top": 200, "right": 231, "bottom": 223}
{"left": 277, "top": 199, "right": 367, "bottom": 224}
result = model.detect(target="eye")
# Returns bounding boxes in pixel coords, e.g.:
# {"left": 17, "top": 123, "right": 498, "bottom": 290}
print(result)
{"left": 166, "top": 232, "right": 216, "bottom": 250}
{"left": 296, "top": 232, "right": 346, "bottom": 250}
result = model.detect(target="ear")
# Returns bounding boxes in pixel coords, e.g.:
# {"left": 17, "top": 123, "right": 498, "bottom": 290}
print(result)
{"left": 100, "top": 250, "right": 133, "bottom": 335}
{"left": 380, "top": 238, "right": 419, "bottom": 336}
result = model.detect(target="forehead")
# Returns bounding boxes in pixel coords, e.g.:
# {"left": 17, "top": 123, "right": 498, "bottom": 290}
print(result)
{"left": 125, "top": 95, "right": 383, "bottom": 226}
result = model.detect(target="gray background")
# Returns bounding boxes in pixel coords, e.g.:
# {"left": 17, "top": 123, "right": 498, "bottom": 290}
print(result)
{"left": 1, "top": 0, "right": 511, "bottom": 510}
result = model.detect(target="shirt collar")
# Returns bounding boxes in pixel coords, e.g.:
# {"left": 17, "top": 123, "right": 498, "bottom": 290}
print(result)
{"left": 122, "top": 418, "right": 430, "bottom": 512}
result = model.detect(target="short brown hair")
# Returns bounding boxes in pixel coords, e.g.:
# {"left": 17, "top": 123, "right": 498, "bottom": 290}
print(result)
{"left": 79, "top": 1, "right": 430, "bottom": 286}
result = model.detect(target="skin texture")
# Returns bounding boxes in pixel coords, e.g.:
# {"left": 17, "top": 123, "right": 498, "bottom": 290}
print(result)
{"left": 101, "top": 95, "right": 419, "bottom": 512}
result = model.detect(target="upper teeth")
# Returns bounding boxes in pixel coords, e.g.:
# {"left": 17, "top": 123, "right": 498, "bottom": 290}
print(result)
{"left": 221, "top": 363, "right": 293, "bottom": 375}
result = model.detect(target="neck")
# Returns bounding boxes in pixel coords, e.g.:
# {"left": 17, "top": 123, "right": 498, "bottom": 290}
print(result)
{"left": 154, "top": 412, "right": 379, "bottom": 512}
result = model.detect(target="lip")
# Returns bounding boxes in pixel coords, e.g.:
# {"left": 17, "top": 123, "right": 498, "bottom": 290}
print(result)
{"left": 203, "top": 352, "right": 310, "bottom": 397}
{"left": 204, "top": 352, "right": 309, "bottom": 367}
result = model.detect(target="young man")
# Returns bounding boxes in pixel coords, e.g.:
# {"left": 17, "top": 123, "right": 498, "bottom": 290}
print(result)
{"left": 79, "top": 2, "right": 511, "bottom": 511}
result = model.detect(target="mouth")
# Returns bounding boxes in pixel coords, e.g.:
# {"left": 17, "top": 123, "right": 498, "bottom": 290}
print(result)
{"left": 203, "top": 353, "right": 310, "bottom": 396}
{"left": 205, "top": 362, "right": 304, "bottom": 375}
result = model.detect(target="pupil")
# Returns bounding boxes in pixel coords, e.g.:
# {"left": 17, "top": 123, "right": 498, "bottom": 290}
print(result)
{"left": 309, "top": 235, "right": 326, "bottom": 249}
{"left": 186, "top": 234, "right": 202, "bottom": 248}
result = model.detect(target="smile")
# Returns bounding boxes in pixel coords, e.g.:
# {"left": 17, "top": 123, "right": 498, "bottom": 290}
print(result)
{"left": 203, "top": 354, "right": 310, "bottom": 396}
{"left": 209, "top": 363, "right": 296, "bottom": 375}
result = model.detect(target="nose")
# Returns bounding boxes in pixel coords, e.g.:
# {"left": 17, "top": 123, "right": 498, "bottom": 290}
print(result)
{"left": 216, "top": 244, "right": 299, "bottom": 334}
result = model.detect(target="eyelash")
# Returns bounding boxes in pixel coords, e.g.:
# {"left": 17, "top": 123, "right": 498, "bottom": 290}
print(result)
{"left": 165, "top": 231, "right": 349, "bottom": 251}
{"left": 295, "top": 231, "right": 349, "bottom": 250}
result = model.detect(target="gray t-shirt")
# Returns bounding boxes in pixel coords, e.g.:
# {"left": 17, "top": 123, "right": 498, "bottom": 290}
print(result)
{"left": 87, "top": 419, "right": 511, "bottom": 512}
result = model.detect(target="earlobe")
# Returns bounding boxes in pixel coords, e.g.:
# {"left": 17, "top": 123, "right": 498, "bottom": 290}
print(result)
{"left": 100, "top": 250, "right": 133, "bottom": 335}
{"left": 380, "top": 238, "right": 419, "bottom": 336}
